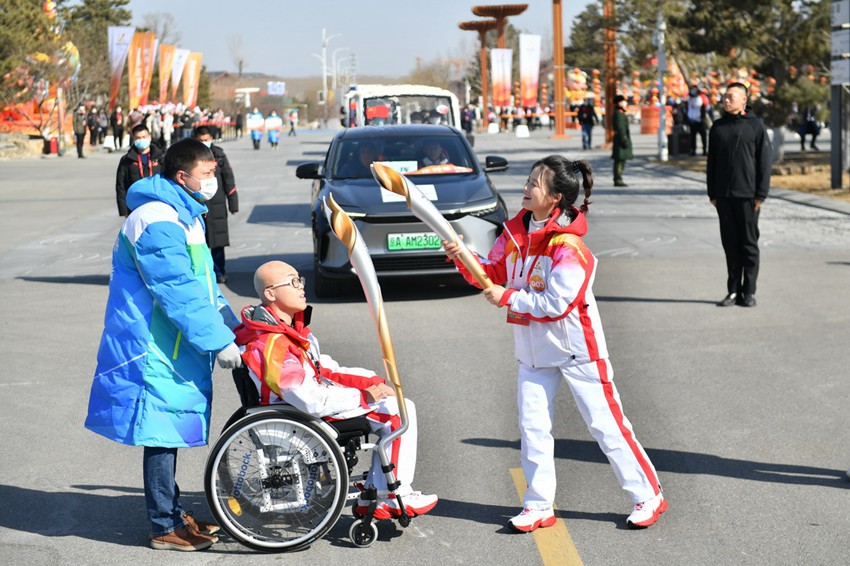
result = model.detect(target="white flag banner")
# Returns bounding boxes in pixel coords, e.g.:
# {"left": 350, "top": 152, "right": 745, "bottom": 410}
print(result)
{"left": 519, "top": 34, "right": 541, "bottom": 108}
{"left": 170, "top": 48, "right": 191, "bottom": 100}
{"left": 107, "top": 26, "right": 135, "bottom": 110}
{"left": 491, "top": 48, "right": 513, "bottom": 107}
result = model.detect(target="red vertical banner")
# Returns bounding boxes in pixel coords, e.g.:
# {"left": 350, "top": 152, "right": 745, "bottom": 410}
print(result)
{"left": 158, "top": 44, "right": 177, "bottom": 103}
{"left": 127, "top": 32, "right": 156, "bottom": 109}
{"left": 182, "top": 52, "right": 203, "bottom": 108}
{"left": 139, "top": 38, "right": 158, "bottom": 106}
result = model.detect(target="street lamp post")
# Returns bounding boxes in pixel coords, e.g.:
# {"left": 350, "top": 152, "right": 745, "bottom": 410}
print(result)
{"left": 603, "top": 0, "right": 617, "bottom": 146}
{"left": 551, "top": 0, "right": 567, "bottom": 138}
{"left": 656, "top": 11, "right": 668, "bottom": 162}
{"left": 331, "top": 47, "right": 350, "bottom": 90}
{"left": 315, "top": 28, "right": 340, "bottom": 122}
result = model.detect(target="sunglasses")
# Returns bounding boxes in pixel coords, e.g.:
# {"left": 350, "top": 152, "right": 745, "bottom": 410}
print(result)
{"left": 265, "top": 276, "right": 306, "bottom": 291}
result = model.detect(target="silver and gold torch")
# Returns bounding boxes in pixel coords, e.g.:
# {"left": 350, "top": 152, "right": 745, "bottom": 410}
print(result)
{"left": 322, "top": 194, "right": 410, "bottom": 514}
{"left": 370, "top": 162, "right": 493, "bottom": 289}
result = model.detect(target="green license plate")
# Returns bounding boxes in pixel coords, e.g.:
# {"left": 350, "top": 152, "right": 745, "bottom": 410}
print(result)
{"left": 387, "top": 232, "right": 442, "bottom": 251}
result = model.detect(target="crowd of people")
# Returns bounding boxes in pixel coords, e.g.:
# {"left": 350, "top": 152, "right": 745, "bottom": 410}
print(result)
{"left": 71, "top": 103, "right": 237, "bottom": 158}
{"left": 74, "top": 77, "right": 814, "bottom": 552}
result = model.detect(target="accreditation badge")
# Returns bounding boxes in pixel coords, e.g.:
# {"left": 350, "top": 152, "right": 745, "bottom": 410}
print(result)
{"left": 506, "top": 307, "right": 530, "bottom": 326}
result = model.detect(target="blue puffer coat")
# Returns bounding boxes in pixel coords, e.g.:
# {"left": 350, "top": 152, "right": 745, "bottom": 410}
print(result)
{"left": 85, "top": 174, "right": 237, "bottom": 448}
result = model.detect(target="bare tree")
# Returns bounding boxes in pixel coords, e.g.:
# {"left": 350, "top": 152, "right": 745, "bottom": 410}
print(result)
{"left": 228, "top": 34, "right": 246, "bottom": 77}
{"left": 140, "top": 12, "right": 181, "bottom": 45}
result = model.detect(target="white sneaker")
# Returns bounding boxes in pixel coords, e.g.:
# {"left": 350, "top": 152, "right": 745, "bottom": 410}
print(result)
{"left": 626, "top": 493, "right": 667, "bottom": 528}
{"left": 508, "top": 507, "right": 556, "bottom": 533}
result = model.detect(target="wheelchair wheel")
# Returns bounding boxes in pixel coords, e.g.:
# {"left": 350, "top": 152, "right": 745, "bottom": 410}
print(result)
{"left": 204, "top": 411, "right": 348, "bottom": 552}
{"left": 349, "top": 519, "right": 378, "bottom": 548}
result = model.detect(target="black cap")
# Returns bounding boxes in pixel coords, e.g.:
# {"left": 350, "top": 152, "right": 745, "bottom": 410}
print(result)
{"left": 613, "top": 94, "right": 625, "bottom": 104}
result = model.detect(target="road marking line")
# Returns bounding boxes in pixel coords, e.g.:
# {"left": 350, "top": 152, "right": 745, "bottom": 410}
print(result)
{"left": 509, "top": 467, "right": 583, "bottom": 566}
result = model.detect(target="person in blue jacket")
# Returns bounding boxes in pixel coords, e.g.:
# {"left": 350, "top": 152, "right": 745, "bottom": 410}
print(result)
{"left": 85, "top": 138, "right": 243, "bottom": 552}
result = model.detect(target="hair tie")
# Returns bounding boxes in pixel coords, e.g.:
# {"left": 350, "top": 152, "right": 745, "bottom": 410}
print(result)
{"left": 572, "top": 162, "right": 581, "bottom": 176}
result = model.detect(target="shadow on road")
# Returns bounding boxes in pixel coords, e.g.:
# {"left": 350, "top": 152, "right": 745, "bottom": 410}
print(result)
{"left": 18, "top": 275, "right": 109, "bottom": 286}
{"left": 245, "top": 203, "right": 311, "bottom": 226}
{"left": 426, "top": 496, "right": 624, "bottom": 530}
{"left": 462, "top": 437, "right": 848, "bottom": 489}
{"left": 0, "top": 484, "right": 212, "bottom": 545}
{"left": 596, "top": 295, "right": 717, "bottom": 305}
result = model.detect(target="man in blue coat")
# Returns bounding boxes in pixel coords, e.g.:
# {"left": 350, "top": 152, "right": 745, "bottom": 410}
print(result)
{"left": 85, "top": 139, "right": 243, "bottom": 551}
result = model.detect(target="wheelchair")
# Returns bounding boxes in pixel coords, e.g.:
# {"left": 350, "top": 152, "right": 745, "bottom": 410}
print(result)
{"left": 204, "top": 367, "right": 413, "bottom": 552}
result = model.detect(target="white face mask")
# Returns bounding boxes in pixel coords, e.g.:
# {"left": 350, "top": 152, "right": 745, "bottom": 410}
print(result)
{"left": 183, "top": 173, "right": 218, "bottom": 201}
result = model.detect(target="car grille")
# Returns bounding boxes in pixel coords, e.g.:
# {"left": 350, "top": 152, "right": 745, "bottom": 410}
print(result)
{"left": 362, "top": 211, "right": 467, "bottom": 223}
{"left": 372, "top": 255, "right": 451, "bottom": 271}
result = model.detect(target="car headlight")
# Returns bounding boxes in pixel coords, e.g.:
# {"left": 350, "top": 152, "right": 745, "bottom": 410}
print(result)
{"left": 458, "top": 201, "right": 500, "bottom": 217}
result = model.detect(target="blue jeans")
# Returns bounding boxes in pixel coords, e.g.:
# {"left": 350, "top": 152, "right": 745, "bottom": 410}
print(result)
{"left": 581, "top": 124, "right": 593, "bottom": 149}
{"left": 143, "top": 447, "right": 184, "bottom": 536}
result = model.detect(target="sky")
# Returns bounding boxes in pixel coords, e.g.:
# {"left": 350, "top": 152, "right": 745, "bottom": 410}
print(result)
{"left": 125, "top": 0, "right": 594, "bottom": 78}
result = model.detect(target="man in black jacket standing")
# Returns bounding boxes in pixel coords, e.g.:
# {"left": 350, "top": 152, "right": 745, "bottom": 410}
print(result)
{"left": 707, "top": 82, "right": 772, "bottom": 307}
{"left": 194, "top": 126, "right": 238, "bottom": 284}
{"left": 115, "top": 124, "right": 163, "bottom": 216}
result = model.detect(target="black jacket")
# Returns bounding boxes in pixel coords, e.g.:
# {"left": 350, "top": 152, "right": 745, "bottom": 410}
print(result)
{"left": 115, "top": 145, "right": 163, "bottom": 216}
{"left": 204, "top": 144, "right": 239, "bottom": 249}
{"left": 706, "top": 111, "right": 772, "bottom": 201}
{"left": 577, "top": 104, "right": 598, "bottom": 126}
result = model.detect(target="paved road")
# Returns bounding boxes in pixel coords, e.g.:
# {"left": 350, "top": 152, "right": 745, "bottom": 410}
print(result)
{"left": 1, "top": 124, "right": 849, "bottom": 566}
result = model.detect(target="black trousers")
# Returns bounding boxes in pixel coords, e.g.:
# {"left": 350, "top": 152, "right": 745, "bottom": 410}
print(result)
{"left": 75, "top": 133, "right": 85, "bottom": 157}
{"left": 689, "top": 120, "right": 706, "bottom": 154}
{"left": 715, "top": 197, "right": 760, "bottom": 296}
{"left": 210, "top": 246, "right": 226, "bottom": 276}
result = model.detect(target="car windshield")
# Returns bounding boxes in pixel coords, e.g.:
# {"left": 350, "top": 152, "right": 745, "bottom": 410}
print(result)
{"left": 363, "top": 95, "right": 454, "bottom": 126}
{"left": 331, "top": 135, "right": 475, "bottom": 179}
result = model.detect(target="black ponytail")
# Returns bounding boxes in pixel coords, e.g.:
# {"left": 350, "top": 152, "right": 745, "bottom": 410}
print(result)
{"left": 532, "top": 155, "right": 594, "bottom": 216}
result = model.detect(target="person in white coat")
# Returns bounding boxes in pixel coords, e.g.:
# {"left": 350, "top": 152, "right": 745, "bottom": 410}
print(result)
{"left": 444, "top": 155, "right": 665, "bottom": 532}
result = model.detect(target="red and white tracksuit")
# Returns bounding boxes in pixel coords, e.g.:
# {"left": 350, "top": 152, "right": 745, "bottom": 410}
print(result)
{"left": 455, "top": 208, "right": 661, "bottom": 508}
{"left": 234, "top": 306, "right": 418, "bottom": 495}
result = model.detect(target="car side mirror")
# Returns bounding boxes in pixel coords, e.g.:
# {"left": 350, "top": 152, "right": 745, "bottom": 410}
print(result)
{"left": 295, "top": 162, "right": 322, "bottom": 179}
{"left": 484, "top": 155, "right": 509, "bottom": 172}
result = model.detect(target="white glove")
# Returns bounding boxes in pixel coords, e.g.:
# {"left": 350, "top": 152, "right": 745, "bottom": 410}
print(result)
{"left": 216, "top": 342, "right": 243, "bottom": 369}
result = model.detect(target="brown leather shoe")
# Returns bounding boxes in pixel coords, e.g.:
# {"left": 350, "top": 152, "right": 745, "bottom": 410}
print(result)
{"left": 182, "top": 511, "right": 220, "bottom": 536}
{"left": 150, "top": 525, "right": 214, "bottom": 551}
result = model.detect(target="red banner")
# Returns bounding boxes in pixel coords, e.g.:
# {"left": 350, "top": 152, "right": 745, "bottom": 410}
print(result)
{"left": 127, "top": 32, "right": 156, "bottom": 109}
{"left": 158, "top": 44, "right": 177, "bottom": 104}
{"left": 182, "top": 52, "right": 203, "bottom": 108}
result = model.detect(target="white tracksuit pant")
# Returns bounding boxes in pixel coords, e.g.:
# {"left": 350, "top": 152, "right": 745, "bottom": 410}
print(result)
{"left": 518, "top": 359, "right": 661, "bottom": 509}
{"left": 365, "top": 397, "right": 418, "bottom": 496}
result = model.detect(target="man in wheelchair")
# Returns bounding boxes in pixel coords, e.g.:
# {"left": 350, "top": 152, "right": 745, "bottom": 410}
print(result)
{"left": 233, "top": 260, "right": 438, "bottom": 520}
